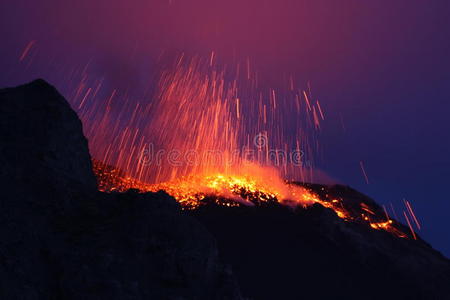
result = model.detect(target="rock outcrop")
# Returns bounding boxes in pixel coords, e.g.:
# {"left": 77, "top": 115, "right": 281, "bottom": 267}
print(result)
{"left": 0, "top": 80, "right": 242, "bottom": 300}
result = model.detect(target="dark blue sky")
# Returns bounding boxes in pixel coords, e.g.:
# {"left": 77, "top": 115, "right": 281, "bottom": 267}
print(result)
{"left": 1, "top": 0, "right": 449, "bottom": 255}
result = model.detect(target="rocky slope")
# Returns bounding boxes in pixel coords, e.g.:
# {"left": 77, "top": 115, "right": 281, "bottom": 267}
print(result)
{"left": 0, "top": 80, "right": 242, "bottom": 300}
{"left": 191, "top": 196, "right": 450, "bottom": 299}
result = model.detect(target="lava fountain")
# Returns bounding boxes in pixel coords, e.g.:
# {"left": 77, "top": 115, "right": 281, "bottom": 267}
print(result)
{"left": 84, "top": 55, "right": 321, "bottom": 206}
{"left": 71, "top": 54, "right": 415, "bottom": 239}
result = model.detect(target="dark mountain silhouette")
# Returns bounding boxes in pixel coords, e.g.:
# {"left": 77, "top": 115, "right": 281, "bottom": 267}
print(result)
{"left": 0, "top": 80, "right": 242, "bottom": 300}
{"left": 191, "top": 195, "right": 450, "bottom": 299}
{"left": 0, "top": 79, "right": 449, "bottom": 299}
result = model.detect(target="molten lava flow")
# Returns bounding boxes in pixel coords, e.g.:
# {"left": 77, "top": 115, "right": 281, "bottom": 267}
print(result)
{"left": 93, "top": 160, "right": 409, "bottom": 239}
{"left": 94, "top": 159, "right": 318, "bottom": 209}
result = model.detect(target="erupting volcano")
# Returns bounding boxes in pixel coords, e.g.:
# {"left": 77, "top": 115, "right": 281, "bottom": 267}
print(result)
{"left": 66, "top": 55, "right": 418, "bottom": 240}
{"left": 3, "top": 1, "right": 450, "bottom": 298}
{"left": 1, "top": 76, "right": 448, "bottom": 300}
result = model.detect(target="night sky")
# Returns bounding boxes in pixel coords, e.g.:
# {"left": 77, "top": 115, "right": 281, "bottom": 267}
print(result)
{"left": 1, "top": 1, "right": 449, "bottom": 256}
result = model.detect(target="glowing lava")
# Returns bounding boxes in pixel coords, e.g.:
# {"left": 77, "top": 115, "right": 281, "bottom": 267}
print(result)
{"left": 93, "top": 159, "right": 409, "bottom": 239}
{"left": 94, "top": 159, "right": 317, "bottom": 208}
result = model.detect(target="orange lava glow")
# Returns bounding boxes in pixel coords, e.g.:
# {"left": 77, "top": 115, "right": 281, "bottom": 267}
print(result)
{"left": 94, "top": 160, "right": 318, "bottom": 209}
{"left": 93, "top": 160, "right": 408, "bottom": 239}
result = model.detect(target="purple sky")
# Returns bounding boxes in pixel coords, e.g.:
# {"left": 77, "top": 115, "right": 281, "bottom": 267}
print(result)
{"left": 1, "top": 0, "right": 450, "bottom": 255}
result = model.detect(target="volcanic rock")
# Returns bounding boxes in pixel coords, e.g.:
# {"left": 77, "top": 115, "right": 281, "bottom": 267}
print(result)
{"left": 0, "top": 79, "right": 97, "bottom": 192}
{"left": 190, "top": 191, "right": 450, "bottom": 300}
{"left": 0, "top": 80, "right": 242, "bottom": 300}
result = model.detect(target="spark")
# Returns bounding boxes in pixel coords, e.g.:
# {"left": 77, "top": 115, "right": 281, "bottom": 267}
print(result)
{"left": 359, "top": 161, "right": 370, "bottom": 184}
{"left": 316, "top": 100, "right": 325, "bottom": 120}
{"left": 19, "top": 40, "right": 36, "bottom": 62}
{"left": 404, "top": 199, "right": 421, "bottom": 230}
{"left": 403, "top": 211, "right": 417, "bottom": 240}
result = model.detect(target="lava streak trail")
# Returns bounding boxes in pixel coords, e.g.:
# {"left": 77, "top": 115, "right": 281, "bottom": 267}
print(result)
{"left": 73, "top": 54, "right": 322, "bottom": 184}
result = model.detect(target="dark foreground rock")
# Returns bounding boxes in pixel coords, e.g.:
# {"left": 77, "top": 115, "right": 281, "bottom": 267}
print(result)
{"left": 190, "top": 203, "right": 450, "bottom": 300}
{"left": 0, "top": 80, "right": 242, "bottom": 300}
{"left": 0, "top": 79, "right": 449, "bottom": 300}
